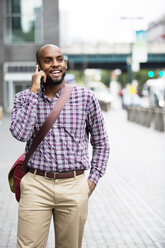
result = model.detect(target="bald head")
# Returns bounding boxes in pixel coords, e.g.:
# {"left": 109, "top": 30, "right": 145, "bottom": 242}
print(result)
{"left": 35, "top": 43, "right": 67, "bottom": 86}
{"left": 36, "top": 44, "right": 62, "bottom": 65}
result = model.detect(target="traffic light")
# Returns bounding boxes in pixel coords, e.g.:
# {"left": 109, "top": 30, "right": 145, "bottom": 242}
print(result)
{"left": 159, "top": 71, "right": 165, "bottom": 77}
{"left": 148, "top": 71, "right": 154, "bottom": 77}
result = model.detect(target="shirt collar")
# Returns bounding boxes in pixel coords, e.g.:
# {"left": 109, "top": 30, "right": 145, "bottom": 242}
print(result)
{"left": 38, "top": 85, "right": 64, "bottom": 102}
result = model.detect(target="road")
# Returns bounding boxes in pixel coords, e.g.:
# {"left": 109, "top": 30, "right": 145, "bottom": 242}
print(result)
{"left": 0, "top": 109, "right": 165, "bottom": 248}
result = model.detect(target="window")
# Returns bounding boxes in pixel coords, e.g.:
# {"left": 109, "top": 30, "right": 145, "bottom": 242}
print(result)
{"left": 4, "top": 0, "right": 43, "bottom": 43}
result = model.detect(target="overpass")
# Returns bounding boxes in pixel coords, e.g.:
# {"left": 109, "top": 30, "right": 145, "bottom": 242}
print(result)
{"left": 62, "top": 42, "right": 165, "bottom": 71}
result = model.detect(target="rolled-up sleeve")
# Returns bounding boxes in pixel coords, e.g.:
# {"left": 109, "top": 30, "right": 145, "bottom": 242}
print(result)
{"left": 87, "top": 93, "right": 110, "bottom": 184}
{"left": 10, "top": 89, "right": 38, "bottom": 142}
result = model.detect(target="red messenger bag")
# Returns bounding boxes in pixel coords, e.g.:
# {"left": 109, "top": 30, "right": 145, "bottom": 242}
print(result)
{"left": 8, "top": 84, "right": 73, "bottom": 202}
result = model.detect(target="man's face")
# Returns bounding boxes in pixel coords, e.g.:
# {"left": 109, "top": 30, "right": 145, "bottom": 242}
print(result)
{"left": 39, "top": 45, "right": 67, "bottom": 85}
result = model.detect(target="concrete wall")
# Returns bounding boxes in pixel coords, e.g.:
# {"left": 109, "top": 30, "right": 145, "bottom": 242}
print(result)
{"left": 43, "top": 0, "right": 59, "bottom": 44}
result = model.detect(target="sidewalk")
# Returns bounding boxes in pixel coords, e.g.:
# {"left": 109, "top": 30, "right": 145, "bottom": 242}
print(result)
{"left": 0, "top": 110, "right": 165, "bottom": 248}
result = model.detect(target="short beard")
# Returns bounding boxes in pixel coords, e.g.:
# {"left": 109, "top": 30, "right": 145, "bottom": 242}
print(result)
{"left": 46, "top": 72, "right": 66, "bottom": 86}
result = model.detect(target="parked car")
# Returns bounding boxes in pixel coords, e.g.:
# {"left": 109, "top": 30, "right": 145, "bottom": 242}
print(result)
{"left": 88, "top": 81, "right": 113, "bottom": 103}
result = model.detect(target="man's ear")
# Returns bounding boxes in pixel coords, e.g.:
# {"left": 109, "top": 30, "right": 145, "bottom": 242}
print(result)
{"left": 65, "top": 60, "right": 68, "bottom": 69}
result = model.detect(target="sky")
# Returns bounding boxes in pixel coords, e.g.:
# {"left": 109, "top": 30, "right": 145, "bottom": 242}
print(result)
{"left": 59, "top": 0, "right": 165, "bottom": 43}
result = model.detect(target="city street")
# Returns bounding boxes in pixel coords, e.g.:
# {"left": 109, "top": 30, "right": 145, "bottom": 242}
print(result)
{"left": 0, "top": 108, "right": 165, "bottom": 248}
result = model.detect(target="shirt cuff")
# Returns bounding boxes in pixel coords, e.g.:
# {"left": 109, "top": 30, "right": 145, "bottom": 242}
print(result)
{"left": 88, "top": 169, "right": 101, "bottom": 185}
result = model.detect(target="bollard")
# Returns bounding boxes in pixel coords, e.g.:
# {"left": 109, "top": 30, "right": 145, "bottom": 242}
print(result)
{"left": 141, "top": 107, "right": 147, "bottom": 126}
{"left": 127, "top": 106, "right": 131, "bottom": 121}
{"left": 135, "top": 106, "right": 141, "bottom": 124}
{"left": 145, "top": 108, "right": 153, "bottom": 128}
{"left": 132, "top": 106, "right": 136, "bottom": 122}
{"left": 154, "top": 108, "right": 165, "bottom": 132}
{"left": 127, "top": 106, "right": 154, "bottom": 128}
{"left": 127, "top": 106, "right": 135, "bottom": 122}
{"left": 127, "top": 106, "right": 140, "bottom": 123}
{"left": 126, "top": 106, "right": 165, "bottom": 131}
{"left": 98, "top": 100, "right": 111, "bottom": 112}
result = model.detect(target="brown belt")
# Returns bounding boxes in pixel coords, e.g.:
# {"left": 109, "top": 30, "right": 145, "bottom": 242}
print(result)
{"left": 29, "top": 168, "right": 84, "bottom": 179}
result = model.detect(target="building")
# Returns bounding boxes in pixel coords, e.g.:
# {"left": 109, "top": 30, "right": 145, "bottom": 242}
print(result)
{"left": 147, "top": 16, "right": 165, "bottom": 43}
{"left": 0, "top": 0, "right": 59, "bottom": 112}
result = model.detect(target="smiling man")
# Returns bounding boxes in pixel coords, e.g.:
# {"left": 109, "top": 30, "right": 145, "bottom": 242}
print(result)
{"left": 33, "top": 44, "right": 67, "bottom": 96}
{"left": 10, "top": 44, "right": 110, "bottom": 248}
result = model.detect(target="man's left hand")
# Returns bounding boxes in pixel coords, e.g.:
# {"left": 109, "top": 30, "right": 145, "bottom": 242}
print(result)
{"left": 87, "top": 180, "right": 96, "bottom": 197}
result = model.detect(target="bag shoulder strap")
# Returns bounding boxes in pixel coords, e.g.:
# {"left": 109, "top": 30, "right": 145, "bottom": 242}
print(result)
{"left": 22, "top": 84, "right": 73, "bottom": 171}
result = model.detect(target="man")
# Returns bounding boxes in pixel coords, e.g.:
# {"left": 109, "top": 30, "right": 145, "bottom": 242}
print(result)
{"left": 10, "top": 44, "right": 110, "bottom": 248}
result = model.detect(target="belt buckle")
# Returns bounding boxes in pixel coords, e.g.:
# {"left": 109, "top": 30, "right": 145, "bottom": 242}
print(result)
{"left": 44, "top": 171, "right": 56, "bottom": 180}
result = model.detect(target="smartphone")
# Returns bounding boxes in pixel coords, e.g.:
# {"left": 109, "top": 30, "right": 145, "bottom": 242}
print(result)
{"left": 37, "top": 64, "right": 43, "bottom": 87}
{"left": 38, "top": 64, "right": 42, "bottom": 71}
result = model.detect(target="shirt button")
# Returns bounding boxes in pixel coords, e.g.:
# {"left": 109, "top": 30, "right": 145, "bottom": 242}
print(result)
{"left": 58, "top": 155, "right": 61, "bottom": 158}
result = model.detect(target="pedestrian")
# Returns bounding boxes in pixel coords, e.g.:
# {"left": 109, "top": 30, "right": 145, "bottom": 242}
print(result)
{"left": 10, "top": 44, "right": 110, "bottom": 248}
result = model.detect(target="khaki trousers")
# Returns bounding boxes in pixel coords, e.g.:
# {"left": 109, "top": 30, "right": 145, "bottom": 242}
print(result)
{"left": 17, "top": 171, "right": 89, "bottom": 248}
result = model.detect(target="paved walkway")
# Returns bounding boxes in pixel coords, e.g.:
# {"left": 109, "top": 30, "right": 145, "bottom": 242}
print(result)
{"left": 0, "top": 109, "right": 165, "bottom": 248}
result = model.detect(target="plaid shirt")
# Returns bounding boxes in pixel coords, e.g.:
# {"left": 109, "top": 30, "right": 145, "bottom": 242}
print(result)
{"left": 10, "top": 85, "right": 110, "bottom": 184}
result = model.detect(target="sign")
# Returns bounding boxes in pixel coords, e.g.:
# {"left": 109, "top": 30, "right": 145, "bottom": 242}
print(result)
{"left": 132, "top": 30, "right": 148, "bottom": 70}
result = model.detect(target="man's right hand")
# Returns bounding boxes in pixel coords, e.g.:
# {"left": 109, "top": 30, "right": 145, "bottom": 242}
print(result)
{"left": 30, "top": 64, "right": 46, "bottom": 94}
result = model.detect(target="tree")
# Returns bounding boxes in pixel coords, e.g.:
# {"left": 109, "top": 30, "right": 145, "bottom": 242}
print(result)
{"left": 118, "top": 73, "right": 128, "bottom": 88}
{"left": 118, "top": 69, "right": 160, "bottom": 92}
{"left": 101, "top": 70, "right": 111, "bottom": 87}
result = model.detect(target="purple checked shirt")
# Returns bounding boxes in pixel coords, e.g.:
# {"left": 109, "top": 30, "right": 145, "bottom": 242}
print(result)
{"left": 10, "top": 85, "right": 110, "bottom": 184}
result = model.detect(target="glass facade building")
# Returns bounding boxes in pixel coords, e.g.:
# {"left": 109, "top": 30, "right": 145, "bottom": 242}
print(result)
{"left": 0, "top": 0, "right": 59, "bottom": 112}
{"left": 4, "top": 0, "right": 43, "bottom": 43}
